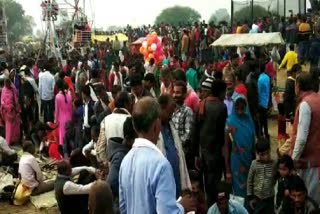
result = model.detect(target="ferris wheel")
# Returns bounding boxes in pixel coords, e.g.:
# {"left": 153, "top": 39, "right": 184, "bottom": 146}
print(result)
{"left": 39, "top": 0, "right": 94, "bottom": 64}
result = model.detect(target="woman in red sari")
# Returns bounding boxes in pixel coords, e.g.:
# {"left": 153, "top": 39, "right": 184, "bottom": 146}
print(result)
{"left": 1, "top": 78, "right": 21, "bottom": 145}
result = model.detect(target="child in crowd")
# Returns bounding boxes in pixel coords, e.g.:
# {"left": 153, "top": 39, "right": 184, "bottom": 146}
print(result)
{"left": 275, "top": 155, "right": 295, "bottom": 210}
{"left": 247, "top": 139, "right": 277, "bottom": 214}
{"left": 38, "top": 122, "right": 62, "bottom": 161}
{"left": 189, "top": 170, "right": 207, "bottom": 214}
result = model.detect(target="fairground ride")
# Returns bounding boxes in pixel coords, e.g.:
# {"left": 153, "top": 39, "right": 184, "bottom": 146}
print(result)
{"left": 39, "top": 0, "right": 94, "bottom": 65}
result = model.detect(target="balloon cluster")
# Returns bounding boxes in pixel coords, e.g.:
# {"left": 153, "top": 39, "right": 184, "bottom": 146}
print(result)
{"left": 139, "top": 32, "right": 164, "bottom": 65}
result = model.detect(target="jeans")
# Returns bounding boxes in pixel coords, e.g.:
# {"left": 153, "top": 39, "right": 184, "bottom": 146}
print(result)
{"left": 298, "top": 41, "right": 310, "bottom": 63}
{"left": 41, "top": 99, "right": 54, "bottom": 123}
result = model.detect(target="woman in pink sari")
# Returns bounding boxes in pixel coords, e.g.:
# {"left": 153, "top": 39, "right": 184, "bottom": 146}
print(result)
{"left": 1, "top": 78, "right": 21, "bottom": 145}
{"left": 54, "top": 79, "right": 73, "bottom": 145}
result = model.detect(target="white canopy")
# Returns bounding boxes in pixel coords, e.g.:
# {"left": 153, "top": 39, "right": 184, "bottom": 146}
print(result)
{"left": 210, "top": 32, "right": 285, "bottom": 47}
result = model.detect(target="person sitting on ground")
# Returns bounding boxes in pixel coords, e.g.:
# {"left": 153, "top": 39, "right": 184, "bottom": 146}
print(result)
{"left": 82, "top": 125, "right": 100, "bottom": 167}
{"left": 0, "top": 136, "right": 17, "bottom": 166}
{"left": 280, "top": 175, "right": 319, "bottom": 214}
{"left": 207, "top": 182, "right": 248, "bottom": 214}
{"left": 63, "top": 121, "right": 81, "bottom": 159}
{"left": 88, "top": 181, "right": 114, "bottom": 214}
{"left": 19, "top": 141, "right": 54, "bottom": 196}
{"left": 189, "top": 170, "right": 207, "bottom": 214}
{"left": 54, "top": 160, "right": 97, "bottom": 214}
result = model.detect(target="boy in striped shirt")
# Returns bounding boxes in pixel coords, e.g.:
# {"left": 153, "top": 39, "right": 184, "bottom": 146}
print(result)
{"left": 247, "top": 139, "right": 277, "bottom": 213}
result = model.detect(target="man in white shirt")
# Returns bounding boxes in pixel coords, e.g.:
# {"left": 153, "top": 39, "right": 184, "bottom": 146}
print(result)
{"left": 55, "top": 160, "right": 97, "bottom": 214}
{"left": 96, "top": 91, "right": 132, "bottom": 162}
{"left": 292, "top": 73, "right": 320, "bottom": 204}
{"left": 38, "top": 65, "right": 55, "bottom": 123}
{"left": 18, "top": 142, "right": 54, "bottom": 195}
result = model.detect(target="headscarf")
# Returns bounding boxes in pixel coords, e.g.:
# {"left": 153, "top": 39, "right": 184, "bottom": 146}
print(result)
{"left": 229, "top": 93, "right": 254, "bottom": 132}
{"left": 64, "top": 76, "right": 76, "bottom": 99}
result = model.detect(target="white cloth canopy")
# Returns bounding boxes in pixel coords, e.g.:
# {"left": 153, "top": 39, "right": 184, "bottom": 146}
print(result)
{"left": 210, "top": 32, "right": 285, "bottom": 47}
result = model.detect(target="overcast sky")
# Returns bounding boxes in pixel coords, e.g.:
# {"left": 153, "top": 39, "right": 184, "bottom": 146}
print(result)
{"left": 16, "top": 0, "right": 231, "bottom": 31}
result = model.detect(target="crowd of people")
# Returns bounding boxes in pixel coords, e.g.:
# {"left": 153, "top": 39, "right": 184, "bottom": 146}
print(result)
{"left": 0, "top": 11, "right": 320, "bottom": 214}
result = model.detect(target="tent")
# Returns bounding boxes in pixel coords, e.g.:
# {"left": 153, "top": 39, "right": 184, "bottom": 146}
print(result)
{"left": 91, "top": 33, "right": 128, "bottom": 43}
{"left": 130, "top": 37, "right": 145, "bottom": 54}
{"left": 210, "top": 32, "right": 285, "bottom": 47}
{"left": 131, "top": 37, "right": 146, "bottom": 45}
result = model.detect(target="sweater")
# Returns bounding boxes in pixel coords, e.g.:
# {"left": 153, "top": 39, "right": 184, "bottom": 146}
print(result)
{"left": 247, "top": 160, "right": 277, "bottom": 200}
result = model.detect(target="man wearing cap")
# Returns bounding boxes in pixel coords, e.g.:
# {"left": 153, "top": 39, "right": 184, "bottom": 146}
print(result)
{"left": 192, "top": 79, "right": 228, "bottom": 206}
{"left": 207, "top": 183, "right": 248, "bottom": 214}
{"left": 199, "top": 77, "right": 214, "bottom": 100}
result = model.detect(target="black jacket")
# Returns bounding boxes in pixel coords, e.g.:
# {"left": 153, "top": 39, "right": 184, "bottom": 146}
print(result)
{"left": 107, "top": 137, "right": 129, "bottom": 199}
{"left": 192, "top": 97, "right": 227, "bottom": 169}
{"left": 284, "top": 78, "right": 296, "bottom": 119}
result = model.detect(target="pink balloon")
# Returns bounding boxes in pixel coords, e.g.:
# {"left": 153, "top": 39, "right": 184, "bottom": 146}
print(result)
{"left": 153, "top": 36, "right": 158, "bottom": 43}
{"left": 157, "top": 42, "right": 162, "bottom": 49}
{"left": 154, "top": 50, "right": 161, "bottom": 57}
{"left": 159, "top": 56, "right": 164, "bottom": 62}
